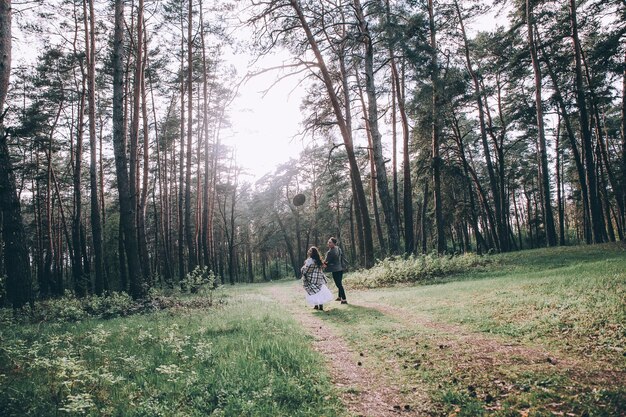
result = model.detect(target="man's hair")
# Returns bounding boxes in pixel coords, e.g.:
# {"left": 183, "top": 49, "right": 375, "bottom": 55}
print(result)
{"left": 330, "top": 237, "right": 338, "bottom": 244}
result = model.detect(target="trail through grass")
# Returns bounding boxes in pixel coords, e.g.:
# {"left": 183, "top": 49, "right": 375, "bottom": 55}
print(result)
{"left": 313, "top": 243, "right": 626, "bottom": 416}
{"left": 1, "top": 243, "right": 624, "bottom": 416}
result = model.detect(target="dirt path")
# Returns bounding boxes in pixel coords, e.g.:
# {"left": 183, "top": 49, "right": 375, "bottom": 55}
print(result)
{"left": 265, "top": 283, "right": 421, "bottom": 417}
{"left": 359, "top": 300, "right": 626, "bottom": 386}
{"left": 263, "top": 282, "right": 625, "bottom": 416}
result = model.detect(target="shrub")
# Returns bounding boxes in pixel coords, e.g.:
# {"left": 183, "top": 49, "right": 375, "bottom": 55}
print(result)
{"left": 347, "top": 252, "right": 491, "bottom": 288}
{"left": 83, "top": 292, "right": 135, "bottom": 319}
{"left": 38, "top": 292, "right": 87, "bottom": 322}
{"left": 182, "top": 266, "right": 216, "bottom": 295}
{"left": 1, "top": 289, "right": 218, "bottom": 325}
{"left": 0, "top": 274, "right": 6, "bottom": 306}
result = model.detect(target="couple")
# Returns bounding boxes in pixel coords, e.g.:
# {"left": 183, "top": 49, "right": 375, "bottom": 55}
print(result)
{"left": 300, "top": 237, "right": 347, "bottom": 311}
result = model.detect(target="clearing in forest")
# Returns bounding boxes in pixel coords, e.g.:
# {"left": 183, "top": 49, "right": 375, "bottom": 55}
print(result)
{"left": 0, "top": 244, "right": 624, "bottom": 416}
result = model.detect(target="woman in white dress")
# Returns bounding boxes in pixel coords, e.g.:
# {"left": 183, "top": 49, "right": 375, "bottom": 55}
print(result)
{"left": 300, "top": 246, "right": 334, "bottom": 310}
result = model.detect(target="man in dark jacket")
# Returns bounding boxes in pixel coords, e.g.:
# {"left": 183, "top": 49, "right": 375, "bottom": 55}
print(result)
{"left": 324, "top": 237, "right": 347, "bottom": 304}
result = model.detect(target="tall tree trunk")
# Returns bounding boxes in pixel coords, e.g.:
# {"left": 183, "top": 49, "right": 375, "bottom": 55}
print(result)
{"left": 129, "top": 0, "right": 149, "bottom": 288}
{"left": 541, "top": 42, "right": 591, "bottom": 243}
{"left": 621, "top": 50, "right": 626, "bottom": 235}
{"left": 353, "top": 0, "right": 400, "bottom": 254}
{"left": 428, "top": 0, "right": 445, "bottom": 254}
{"left": 289, "top": 0, "right": 374, "bottom": 267}
{"left": 72, "top": 73, "right": 86, "bottom": 295}
{"left": 454, "top": 0, "right": 503, "bottom": 252}
{"left": 337, "top": 47, "right": 365, "bottom": 264}
{"left": 420, "top": 182, "right": 429, "bottom": 253}
{"left": 71, "top": 2, "right": 87, "bottom": 295}
{"left": 388, "top": 50, "right": 414, "bottom": 254}
{"left": 391, "top": 68, "right": 399, "bottom": 236}
{"left": 113, "top": 0, "right": 142, "bottom": 298}
{"left": 527, "top": 6, "right": 557, "bottom": 246}
{"left": 199, "top": 0, "right": 212, "bottom": 270}
{"left": 354, "top": 73, "right": 386, "bottom": 253}
{"left": 569, "top": 0, "right": 605, "bottom": 243}
{"left": 450, "top": 117, "right": 488, "bottom": 253}
{"left": 583, "top": 64, "right": 625, "bottom": 240}
{"left": 185, "top": 0, "right": 197, "bottom": 270}
{"left": 555, "top": 116, "right": 566, "bottom": 246}
{"left": 42, "top": 104, "right": 63, "bottom": 297}
{"left": 43, "top": 147, "right": 54, "bottom": 297}
{"left": 84, "top": 0, "right": 104, "bottom": 295}
{"left": 0, "top": 0, "right": 32, "bottom": 308}
{"left": 178, "top": 14, "right": 186, "bottom": 283}
{"left": 138, "top": 37, "right": 151, "bottom": 283}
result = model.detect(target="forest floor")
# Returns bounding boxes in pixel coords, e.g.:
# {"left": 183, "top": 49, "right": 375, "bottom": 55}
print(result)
{"left": 266, "top": 284, "right": 416, "bottom": 417}
{"left": 256, "top": 244, "right": 626, "bottom": 416}
{"left": 1, "top": 244, "right": 624, "bottom": 416}
{"left": 259, "top": 283, "right": 624, "bottom": 416}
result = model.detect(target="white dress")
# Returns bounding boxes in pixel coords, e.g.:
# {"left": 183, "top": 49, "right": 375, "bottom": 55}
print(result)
{"left": 301, "top": 258, "right": 334, "bottom": 306}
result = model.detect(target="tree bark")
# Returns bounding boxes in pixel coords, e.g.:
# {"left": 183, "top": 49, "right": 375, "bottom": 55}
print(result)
{"left": 199, "top": 0, "right": 212, "bottom": 270}
{"left": 569, "top": 0, "right": 605, "bottom": 243}
{"left": 555, "top": 115, "right": 566, "bottom": 246}
{"left": 392, "top": 62, "right": 414, "bottom": 255}
{"left": 581, "top": 52, "right": 624, "bottom": 240}
{"left": 420, "top": 182, "right": 429, "bottom": 254}
{"left": 540, "top": 41, "right": 591, "bottom": 243}
{"left": 84, "top": 0, "right": 104, "bottom": 295}
{"left": 0, "top": 0, "right": 32, "bottom": 308}
{"left": 138, "top": 27, "right": 152, "bottom": 283}
{"left": 354, "top": 71, "right": 386, "bottom": 254}
{"left": 353, "top": 0, "right": 400, "bottom": 254}
{"left": 428, "top": 0, "right": 445, "bottom": 254}
{"left": 185, "top": 0, "right": 197, "bottom": 270}
{"left": 113, "top": 0, "right": 143, "bottom": 298}
{"left": 454, "top": 0, "right": 504, "bottom": 252}
{"left": 289, "top": 0, "right": 374, "bottom": 267}
{"left": 178, "top": 13, "right": 186, "bottom": 284}
{"left": 527, "top": 3, "right": 557, "bottom": 246}
{"left": 622, "top": 49, "right": 626, "bottom": 235}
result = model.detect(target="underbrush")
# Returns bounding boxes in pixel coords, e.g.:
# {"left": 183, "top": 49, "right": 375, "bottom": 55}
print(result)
{"left": 0, "top": 266, "right": 221, "bottom": 326}
{"left": 0, "top": 295, "right": 343, "bottom": 417}
{"left": 347, "top": 252, "right": 492, "bottom": 288}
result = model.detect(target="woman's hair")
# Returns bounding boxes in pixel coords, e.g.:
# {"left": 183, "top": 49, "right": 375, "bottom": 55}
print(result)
{"left": 329, "top": 237, "right": 338, "bottom": 245}
{"left": 308, "top": 246, "right": 323, "bottom": 266}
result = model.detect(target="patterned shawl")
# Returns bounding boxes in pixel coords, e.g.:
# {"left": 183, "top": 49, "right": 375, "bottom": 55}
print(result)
{"left": 301, "top": 258, "right": 327, "bottom": 296}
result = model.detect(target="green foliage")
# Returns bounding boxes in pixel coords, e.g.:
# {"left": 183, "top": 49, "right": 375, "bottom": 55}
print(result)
{"left": 0, "top": 275, "right": 6, "bottom": 306}
{"left": 1, "top": 283, "right": 224, "bottom": 326}
{"left": 348, "top": 252, "right": 492, "bottom": 288}
{"left": 182, "top": 265, "right": 216, "bottom": 295}
{"left": 83, "top": 292, "right": 135, "bottom": 319}
{"left": 0, "top": 297, "right": 344, "bottom": 417}
{"left": 16, "top": 291, "right": 136, "bottom": 323}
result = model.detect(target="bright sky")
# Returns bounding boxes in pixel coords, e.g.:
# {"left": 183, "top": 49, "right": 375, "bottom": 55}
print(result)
{"left": 223, "top": 52, "right": 307, "bottom": 183}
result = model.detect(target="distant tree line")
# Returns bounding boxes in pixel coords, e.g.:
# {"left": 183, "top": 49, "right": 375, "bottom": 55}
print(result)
{"left": 0, "top": 0, "right": 624, "bottom": 308}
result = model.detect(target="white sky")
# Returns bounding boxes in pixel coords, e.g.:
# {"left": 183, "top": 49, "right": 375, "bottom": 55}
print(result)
{"left": 223, "top": 52, "right": 306, "bottom": 183}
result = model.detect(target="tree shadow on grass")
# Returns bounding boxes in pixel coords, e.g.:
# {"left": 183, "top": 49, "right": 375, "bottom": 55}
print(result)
{"left": 319, "top": 303, "right": 397, "bottom": 326}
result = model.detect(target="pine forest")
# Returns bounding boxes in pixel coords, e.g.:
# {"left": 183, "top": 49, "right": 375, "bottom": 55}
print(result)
{"left": 0, "top": 0, "right": 624, "bottom": 307}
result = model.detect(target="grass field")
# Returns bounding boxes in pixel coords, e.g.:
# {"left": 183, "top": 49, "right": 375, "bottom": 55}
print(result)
{"left": 329, "top": 242, "right": 626, "bottom": 416}
{"left": 1, "top": 243, "right": 624, "bottom": 416}
{"left": 0, "top": 296, "right": 345, "bottom": 416}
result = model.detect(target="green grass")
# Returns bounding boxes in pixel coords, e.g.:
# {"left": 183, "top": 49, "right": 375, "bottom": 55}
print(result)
{"left": 347, "top": 243, "right": 626, "bottom": 353}
{"left": 0, "top": 296, "right": 345, "bottom": 417}
{"left": 319, "top": 242, "right": 626, "bottom": 416}
{"left": 2, "top": 243, "right": 624, "bottom": 416}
